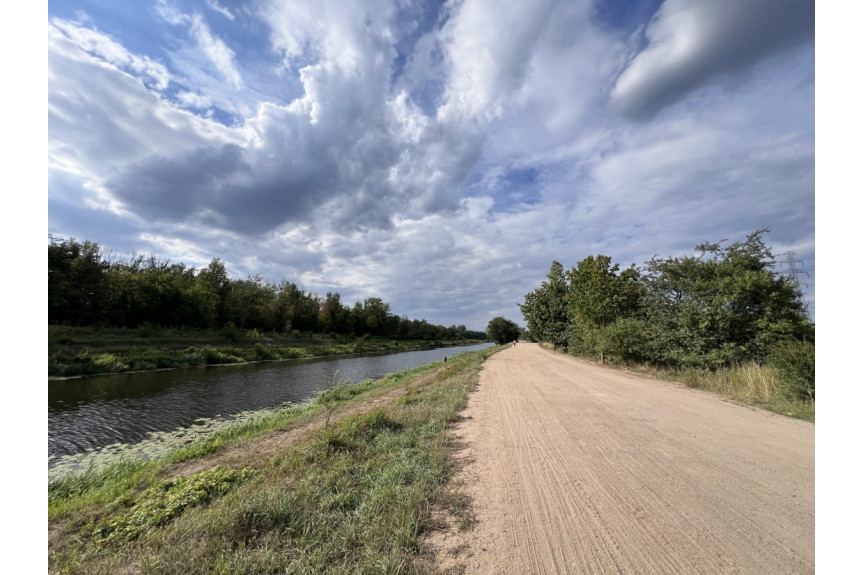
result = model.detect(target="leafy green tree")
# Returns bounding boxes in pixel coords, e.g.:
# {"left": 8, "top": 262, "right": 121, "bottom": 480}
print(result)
{"left": 188, "top": 258, "right": 233, "bottom": 328}
{"left": 49, "top": 237, "right": 492, "bottom": 342}
{"left": 225, "top": 274, "right": 277, "bottom": 330}
{"left": 486, "top": 317, "right": 520, "bottom": 345}
{"left": 565, "top": 255, "right": 643, "bottom": 356}
{"left": 768, "top": 338, "right": 815, "bottom": 400}
{"left": 274, "top": 281, "right": 320, "bottom": 333}
{"left": 519, "top": 261, "right": 570, "bottom": 349}
{"left": 566, "top": 255, "right": 641, "bottom": 328}
{"left": 318, "top": 292, "right": 348, "bottom": 334}
{"left": 361, "top": 297, "right": 392, "bottom": 336}
{"left": 48, "top": 237, "right": 108, "bottom": 325}
{"left": 595, "top": 318, "right": 652, "bottom": 365}
{"left": 642, "top": 229, "right": 811, "bottom": 368}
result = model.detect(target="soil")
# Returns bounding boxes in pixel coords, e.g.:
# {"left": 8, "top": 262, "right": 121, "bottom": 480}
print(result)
{"left": 425, "top": 343, "right": 814, "bottom": 574}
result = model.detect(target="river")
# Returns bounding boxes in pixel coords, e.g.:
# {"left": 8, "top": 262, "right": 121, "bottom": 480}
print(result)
{"left": 48, "top": 343, "right": 492, "bottom": 479}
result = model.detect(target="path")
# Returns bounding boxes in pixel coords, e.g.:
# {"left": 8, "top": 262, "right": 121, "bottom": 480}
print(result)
{"left": 429, "top": 343, "right": 814, "bottom": 574}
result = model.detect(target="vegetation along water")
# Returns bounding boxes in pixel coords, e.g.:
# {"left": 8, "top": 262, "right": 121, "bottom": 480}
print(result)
{"left": 49, "top": 342, "right": 493, "bottom": 480}
{"left": 49, "top": 345, "right": 502, "bottom": 574}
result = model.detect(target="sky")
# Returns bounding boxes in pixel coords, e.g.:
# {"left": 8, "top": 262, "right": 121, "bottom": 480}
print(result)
{"left": 47, "top": 0, "right": 815, "bottom": 332}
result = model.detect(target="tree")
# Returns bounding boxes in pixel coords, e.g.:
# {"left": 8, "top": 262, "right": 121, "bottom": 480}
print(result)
{"left": 48, "top": 237, "right": 108, "bottom": 325}
{"left": 486, "top": 317, "right": 520, "bottom": 345}
{"left": 642, "top": 229, "right": 811, "bottom": 368}
{"left": 318, "top": 292, "right": 348, "bottom": 334}
{"left": 225, "top": 274, "right": 277, "bottom": 330}
{"left": 360, "top": 297, "right": 392, "bottom": 336}
{"left": 275, "top": 281, "right": 320, "bottom": 333}
{"left": 196, "top": 259, "right": 231, "bottom": 328}
{"left": 519, "top": 261, "right": 570, "bottom": 349}
{"left": 48, "top": 236, "right": 494, "bottom": 342}
{"left": 565, "top": 255, "right": 643, "bottom": 356}
{"left": 566, "top": 255, "right": 641, "bottom": 328}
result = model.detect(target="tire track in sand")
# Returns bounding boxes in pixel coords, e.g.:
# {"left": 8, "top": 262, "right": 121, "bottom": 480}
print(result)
{"left": 429, "top": 343, "right": 814, "bottom": 574}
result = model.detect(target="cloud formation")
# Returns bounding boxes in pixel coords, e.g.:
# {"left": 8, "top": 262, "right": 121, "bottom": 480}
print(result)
{"left": 48, "top": 0, "right": 815, "bottom": 328}
{"left": 610, "top": 0, "right": 814, "bottom": 120}
{"left": 89, "top": 0, "right": 580, "bottom": 236}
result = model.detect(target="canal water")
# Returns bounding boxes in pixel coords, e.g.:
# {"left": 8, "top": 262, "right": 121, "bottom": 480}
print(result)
{"left": 48, "top": 343, "right": 492, "bottom": 479}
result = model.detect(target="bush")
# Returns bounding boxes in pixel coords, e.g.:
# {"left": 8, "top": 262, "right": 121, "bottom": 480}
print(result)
{"left": 181, "top": 348, "right": 206, "bottom": 366}
{"left": 596, "top": 319, "right": 650, "bottom": 365}
{"left": 92, "top": 353, "right": 129, "bottom": 373}
{"left": 49, "top": 325, "right": 75, "bottom": 345}
{"left": 137, "top": 323, "right": 161, "bottom": 338}
{"left": 768, "top": 339, "right": 815, "bottom": 401}
{"left": 203, "top": 348, "right": 243, "bottom": 365}
{"left": 253, "top": 343, "right": 275, "bottom": 361}
{"left": 220, "top": 322, "right": 241, "bottom": 342}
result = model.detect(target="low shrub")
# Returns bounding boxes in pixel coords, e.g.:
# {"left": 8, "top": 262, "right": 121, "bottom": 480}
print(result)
{"left": 137, "top": 323, "right": 161, "bottom": 338}
{"left": 220, "top": 322, "right": 241, "bottom": 342}
{"left": 92, "top": 353, "right": 129, "bottom": 373}
{"left": 768, "top": 339, "right": 815, "bottom": 401}
{"left": 253, "top": 343, "right": 275, "bottom": 361}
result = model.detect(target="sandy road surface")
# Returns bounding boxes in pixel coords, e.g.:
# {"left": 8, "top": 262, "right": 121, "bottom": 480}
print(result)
{"left": 430, "top": 343, "right": 814, "bottom": 574}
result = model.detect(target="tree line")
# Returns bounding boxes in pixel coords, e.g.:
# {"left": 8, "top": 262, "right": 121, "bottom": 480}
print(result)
{"left": 48, "top": 236, "right": 486, "bottom": 341}
{"left": 518, "top": 230, "right": 814, "bottom": 398}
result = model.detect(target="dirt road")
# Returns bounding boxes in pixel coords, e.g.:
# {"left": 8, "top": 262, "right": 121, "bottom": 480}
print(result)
{"left": 429, "top": 343, "right": 814, "bottom": 574}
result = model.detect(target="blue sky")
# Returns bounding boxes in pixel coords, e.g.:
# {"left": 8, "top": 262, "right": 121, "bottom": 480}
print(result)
{"left": 47, "top": 0, "right": 816, "bottom": 330}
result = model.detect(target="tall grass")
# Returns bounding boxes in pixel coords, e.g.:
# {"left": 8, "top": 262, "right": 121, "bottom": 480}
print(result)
{"left": 676, "top": 362, "right": 782, "bottom": 403}
{"left": 627, "top": 361, "right": 814, "bottom": 422}
{"left": 49, "top": 346, "right": 502, "bottom": 574}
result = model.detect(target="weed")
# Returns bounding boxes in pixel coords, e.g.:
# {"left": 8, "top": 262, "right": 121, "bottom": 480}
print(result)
{"left": 92, "top": 466, "right": 256, "bottom": 546}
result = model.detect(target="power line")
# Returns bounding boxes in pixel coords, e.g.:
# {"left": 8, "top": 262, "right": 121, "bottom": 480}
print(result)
{"left": 778, "top": 251, "right": 810, "bottom": 313}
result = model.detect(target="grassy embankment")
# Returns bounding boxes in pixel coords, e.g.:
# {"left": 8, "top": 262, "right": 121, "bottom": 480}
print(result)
{"left": 49, "top": 325, "right": 486, "bottom": 378}
{"left": 540, "top": 343, "right": 815, "bottom": 422}
{"left": 49, "top": 345, "right": 502, "bottom": 574}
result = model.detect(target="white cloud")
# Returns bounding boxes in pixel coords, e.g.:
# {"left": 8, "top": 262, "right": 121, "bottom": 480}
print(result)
{"left": 50, "top": 18, "right": 171, "bottom": 90}
{"left": 436, "top": 0, "right": 558, "bottom": 123}
{"left": 261, "top": 0, "right": 397, "bottom": 69}
{"left": 610, "top": 0, "right": 814, "bottom": 120}
{"left": 205, "top": 0, "right": 235, "bottom": 21}
{"left": 189, "top": 14, "right": 243, "bottom": 89}
{"left": 176, "top": 90, "right": 213, "bottom": 110}
{"left": 154, "top": 1, "right": 256, "bottom": 115}
{"left": 155, "top": 0, "right": 187, "bottom": 26}
{"left": 48, "top": 19, "right": 244, "bottom": 211}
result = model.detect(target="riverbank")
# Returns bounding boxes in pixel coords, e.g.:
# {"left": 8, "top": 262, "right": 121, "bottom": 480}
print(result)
{"left": 48, "top": 344, "right": 503, "bottom": 574}
{"left": 49, "top": 325, "right": 487, "bottom": 378}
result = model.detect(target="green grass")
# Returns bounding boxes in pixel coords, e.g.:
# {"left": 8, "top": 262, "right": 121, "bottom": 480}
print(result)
{"left": 49, "top": 345, "right": 503, "bottom": 574}
{"left": 49, "top": 325, "right": 485, "bottom": 377}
